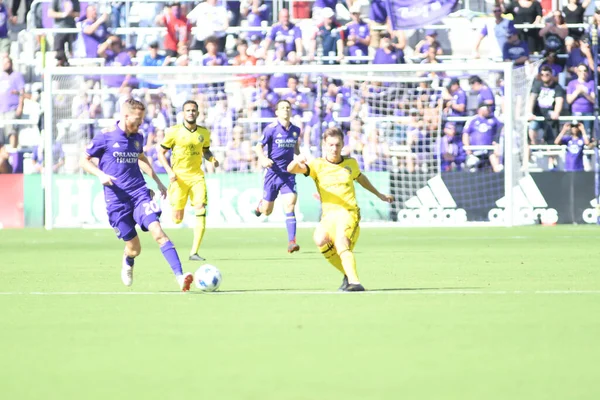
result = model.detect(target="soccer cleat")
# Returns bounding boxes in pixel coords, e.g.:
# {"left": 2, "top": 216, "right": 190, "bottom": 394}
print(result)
{"left": 338, "top": 275, "right": 349, "bottom": 291}
{"left": 121, "top": 256, "right": 134, "bottom": 287}
{"left": 189, "top": 254, "right": 206, "bottom": 261}
{"left": 253, "top": 207, "right": 262, "bottom": 217}
{"left": 343, "top": 283, "right": 365, "bottom": 292}
{"left": 287, "top": 241, "right": 300, "bottom": 253}
{"left": 178, "top": 272, "right": 194, "bottom": 292}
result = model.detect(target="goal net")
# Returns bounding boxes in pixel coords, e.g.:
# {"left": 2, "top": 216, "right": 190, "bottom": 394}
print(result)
{"left": 41, "top": 62, "right": 536, "bottom": 229}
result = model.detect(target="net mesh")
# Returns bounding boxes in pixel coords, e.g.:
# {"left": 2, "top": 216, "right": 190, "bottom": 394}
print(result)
{"left": 45, "top": 64, "right": 539, "bottom": 227}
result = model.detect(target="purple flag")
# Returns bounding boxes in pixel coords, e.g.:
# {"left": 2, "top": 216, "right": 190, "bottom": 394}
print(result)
{"left": 385, "top": 0, "right": 458, "bottom": 30}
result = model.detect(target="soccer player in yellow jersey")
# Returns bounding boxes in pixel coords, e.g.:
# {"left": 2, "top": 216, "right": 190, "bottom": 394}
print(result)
{"left": 156, "top": 100, "right": 219, "bottom": 261}
{"left": 287, "top": 127, "right": 393, "bottom": 291}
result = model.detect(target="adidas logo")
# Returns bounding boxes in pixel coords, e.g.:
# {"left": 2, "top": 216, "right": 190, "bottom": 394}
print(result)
{"left": 113, "top": 142, "right": 120, "bottom": 148}
{"left": 490, "top": 175, "right": 557, "bottom": 224}
{"left": 400, "top": 175, "right": 467, "bottom": 224}
{"left": 276, "top": 133, "right": 283, "bottom": 138}
{"left": 582, "top": 197, "right": 600, "bottom": 224}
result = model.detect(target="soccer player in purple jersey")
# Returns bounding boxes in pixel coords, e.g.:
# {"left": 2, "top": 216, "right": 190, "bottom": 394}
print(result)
{"left": 80, "top": 99, "right": 194, "bottom": 291}
{"left": 253, "top": 100, "right": 302, "bottom": 253}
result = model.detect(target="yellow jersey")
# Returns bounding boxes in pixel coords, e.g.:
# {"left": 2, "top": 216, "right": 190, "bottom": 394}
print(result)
{"left": 307, "top": 157, "right": 361, "bottom": 217}
{"left": 160, "top": 124, "right": 211, "bottom": 183}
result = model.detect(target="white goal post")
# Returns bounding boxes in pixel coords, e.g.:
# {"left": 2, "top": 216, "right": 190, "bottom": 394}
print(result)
{"left": 42, "top": 62, "right": 533, "bottom": 229}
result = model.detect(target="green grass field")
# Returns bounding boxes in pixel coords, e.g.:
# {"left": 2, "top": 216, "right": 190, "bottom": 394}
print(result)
{"left": 1, "top": 226, "right": 599, "bottom": 400}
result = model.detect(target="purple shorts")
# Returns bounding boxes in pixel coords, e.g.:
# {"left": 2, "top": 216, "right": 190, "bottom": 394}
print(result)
{"left": 263, "top": 171, "right": 296, "bottom": 202}
{"left": 106, "top": 187, "right": 161, "bottom": 241}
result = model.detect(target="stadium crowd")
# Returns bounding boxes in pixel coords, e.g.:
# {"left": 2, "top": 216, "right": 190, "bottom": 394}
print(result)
{"left": 0, "top": 0, "right": 599, "bottom": 174}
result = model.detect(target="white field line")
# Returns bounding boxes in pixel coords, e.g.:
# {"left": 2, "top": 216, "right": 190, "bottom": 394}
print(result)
{"left": 0, "top": 290, "right": 599, "bottom": 296}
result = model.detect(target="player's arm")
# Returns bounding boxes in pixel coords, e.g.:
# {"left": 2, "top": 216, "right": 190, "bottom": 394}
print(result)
{"left": 80, "top": 154, "right": 115, "bottom": 186}
{"left": 138, "top": 152, "right": 167, "bottom": 198}
{"left": 254, "top": 143, "right": 273, "bottom": 168}
{"left": 294, "top": 139, "right": 301, "bottom": 156}
{"left": 356, "top": 173, "right": 393, "bottom": 203}
{"left": 287, "top": 154, "right": 308, "bottom": 175}
{"left": 203, "top": 147, "right": 219, "bottom": 168}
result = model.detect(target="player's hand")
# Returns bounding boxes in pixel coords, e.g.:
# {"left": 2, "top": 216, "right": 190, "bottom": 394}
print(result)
{"left": 168, "top": 172, "right": 177, "bottom": 183}
{"left": 379, "top": 194, "right": 394, "bottom": 203}
{"left": 294, "top": 154, "right": 307, "bottom": 165}
{"left": 157, "top": 182, "right": 168, "bottom": 199}
{"left": 212, "top": 158, "right": 220, "bottom": 168}
{"left": 99, "top": 173, "right": 116, "bottom": 186}
{"left": 148, "top": 189, "right": 155, "bottom": 199}
{"left": 261, "top": 158, "right": 274, "bottom": 168}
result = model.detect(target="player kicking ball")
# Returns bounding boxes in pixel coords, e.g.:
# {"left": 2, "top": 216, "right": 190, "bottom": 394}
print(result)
{"left": 156, "top": 100, "right": 219, "bottom": 261}
{"left": 287, "top": 127, "right": 393, "bottom": 291}
{"left": 253, "top": 100, "right": 302, "bottom": 253}
{"left": 80, "top": 99, "right": 194, "bottom": 291}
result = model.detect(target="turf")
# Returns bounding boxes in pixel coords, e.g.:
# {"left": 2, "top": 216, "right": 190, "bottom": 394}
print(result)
{"left": 1, "top": 226, "right": 599, "bottom": 400}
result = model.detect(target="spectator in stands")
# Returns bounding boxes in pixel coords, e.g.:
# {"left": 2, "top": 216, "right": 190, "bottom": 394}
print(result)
{"left": 48, "top": 0, "right": 81, "bottom": 63}
{"left": 503, "top": 0, "right": 543, "bottom": 54}
{"left": 97, "top": 35, "right": 134, "bottom": 117}
{"left": 414, "top": 29, "right": 442, "bottom": 57}
{"left": 202, "top": 36, "right": 228, "bottom": 66}
{"left": 265, "top": 41, "right": 292, "bottom": 89}
{"left": 145, "top": 128, "right": 169, "bottom": 174}
{"left": 0, "top": 0, "right": 14, "bottom": 55}
{"left": 263, "top": 8, "right": 303, "bottom": 63}
{"left": 249, "top": 75, "right": 279, "bottom": 129}
{"left": 280, "top": 76, "right": 309, "bottom": 121}
{"left": 31, "top": 139, "right": 65, "bottom": 173}
{"left": 10, "top": 0, "right": 31, "bottom": 24}
{"left": 80, "top": 4, "right": 108, "bottom": 59}
{"left": 473, "top": 6, "right": 515, "bottom": 60}
{"left": 444, "top": 78, "right": 467, "bottom": 130}
{"left": 241, "top": 0, "right": 270, "bottom": 41}
{"left": 373, "top": 33, "right": 405, "bottom": 65}
{"left": 566, "top": 63, "right": 595, "bottom": 134}
{"left": 312, "top": 0, "right": 338, "bottom": 21}
{"left": 188, "top": 0, "right": 229, "bottom": 52}
{"left": 539, "top": 10, "right": 568, "bottom": 56}
{"left": 132, "top": 1, "right": 164, "bottom": 50}
{"left": 406, "top": 118, "right": 429, "bottom": 173}
{"left": 223, "top": 125, "right": 254, "bottom": 172}
{"left": 139, "top": 42, "right": 171, "bottom": 90}
{"left": 0, "top": 55, "right": 24, "bottom": 149}
{"left": 155, "top": 2, "right": 192, "bottom": 57}
{"left": 463, "top": 103, "right": 503, "bottom": 173}
{"left": 0, "top": 142, "right": 11, "bottom": 173}
{"left": 309, "top": 7, "right": 344, "bottom": 64}
{"left": 344, "top": 3, "right": 370, "bottom": 64}
{"left": 419, "top": 45, "right": 444, "bottom": 77}
{"left": 554, "top": 120, "right": 591, "bottom": 171}
{"left": 563, "top": 0, "right": 591, "bottom": 40}
{"left": 528, "top": 65, "right": 565, "bottom": 145}
{"left": 368, "top": 0, "right": 392, "bottom": 49}
{"left": 362, "top": 126, "right": 390, "bottom": 171}
{"left": 206, "top": 91, "right": 235, "bottom": 146}
{"left": 566, "top": 38, "right": 594, "bottom": 80}
{"left": 468, "top": 75, "right": 495, "bottom": 114}
{"left": 437, "top": 122, "right": 465, "bottom": 172}
{"left": 539, "top": 52, "right": 563, "bottom": 82}
{"left": 343, "top": 118, "right": 365, "bottom": 159}
{"left": 503, "top": 25, "right": 530, "bottom": 67}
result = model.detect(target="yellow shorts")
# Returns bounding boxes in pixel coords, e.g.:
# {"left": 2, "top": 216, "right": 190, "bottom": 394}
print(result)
{"left": 319, "top": 209, "right": 360, "bottom": 250}
{"left": 168, "top": 178, "right": 207, "bottom": 211}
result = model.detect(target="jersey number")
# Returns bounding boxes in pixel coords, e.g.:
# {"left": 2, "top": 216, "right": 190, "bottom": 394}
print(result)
{"left": 143, "top": 201, "right": 160, "bottom": 215}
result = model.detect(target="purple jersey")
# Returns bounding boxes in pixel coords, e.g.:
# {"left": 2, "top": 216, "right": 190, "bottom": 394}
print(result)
{"left": 86, "top": 123, "right": 159, "bottom": 240}
{"left": 464, "top": 115, "right": 503, "bottom": 146}
{"left": 503, "top": 40, "right": 529, "bottom": 64}
{"left": 82, "top": 19, "right": 108, "bottom": 58}
{"left": 448, "top": 88, "right": 467, "bottom": 117}
{"left": 345, "top": 21, "right": 370, "bottom": 59}
{"left": 103, "top": 50, "right": 132, "bottom": 88}
{"left": 373, "top": 48, "right": 405, "bottom": 64}
{"left": 560, "top": 135, "right": 585, "bottom": 171}
{"left": 0, "top": 4, "right": 9, "bottom": 38}
{"left": 0, "top": 70, "right": 25, "bottom": 113}
{"left": 476, "top": 86, "right": 496, "bottom": 113}
{"left": 437, "top": 135, "right": 465, "bottom": 171}
{"left": 202, "top": 52, "right": 228, "bottom": 66}
{"left": 567, "top": 79, "right": 595, "bottom": 114}
{"left": 86, "top": 124, "right": 147, "bottom": 201}
{"left": 260, "top": 120, "right": 300, "bottom": 176}
{"left": 268, "top": 23, "right": 301, "bottom": 55}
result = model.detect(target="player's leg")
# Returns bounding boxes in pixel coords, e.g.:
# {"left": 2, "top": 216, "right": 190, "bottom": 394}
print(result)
{"left": 168, "top": 180, "right": 189, "bottom": 224}
{"left": 108, "top": 204, "right": 139, "bottom": 287}
{"left": 121, "top": 235, "right": 141, "bottom": 287}
{"left": 134, "top": 193, "right": 192, "bottom": 291}
{"left": 313, "top": 216, "right": 347, "bottom": 289}
{"left": 189, "top": 179, "right": 208, "bottom": 261}
{"left": 281, "top": 190, "right": 299, "bottom": 253}
{"left": 333, "top": 213, "right": 363, "bottom": 291}
{"left": 254, "top": 174, "right": 277, "bottom": 216}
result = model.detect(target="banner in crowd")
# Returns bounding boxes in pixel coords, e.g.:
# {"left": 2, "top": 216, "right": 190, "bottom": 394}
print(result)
{"left": 23, "top": 173, "right": 390, "bottom": 228}
{"left": 0, "top": 175, "right": 24, "bottom": 228}
{"left": 385, "top": 0, "right": 458, "bottom": 30}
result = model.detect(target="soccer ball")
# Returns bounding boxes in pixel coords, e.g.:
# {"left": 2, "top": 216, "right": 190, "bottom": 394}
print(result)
{"left": 194, "top": 264, "right": 222, "bottom": 292}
